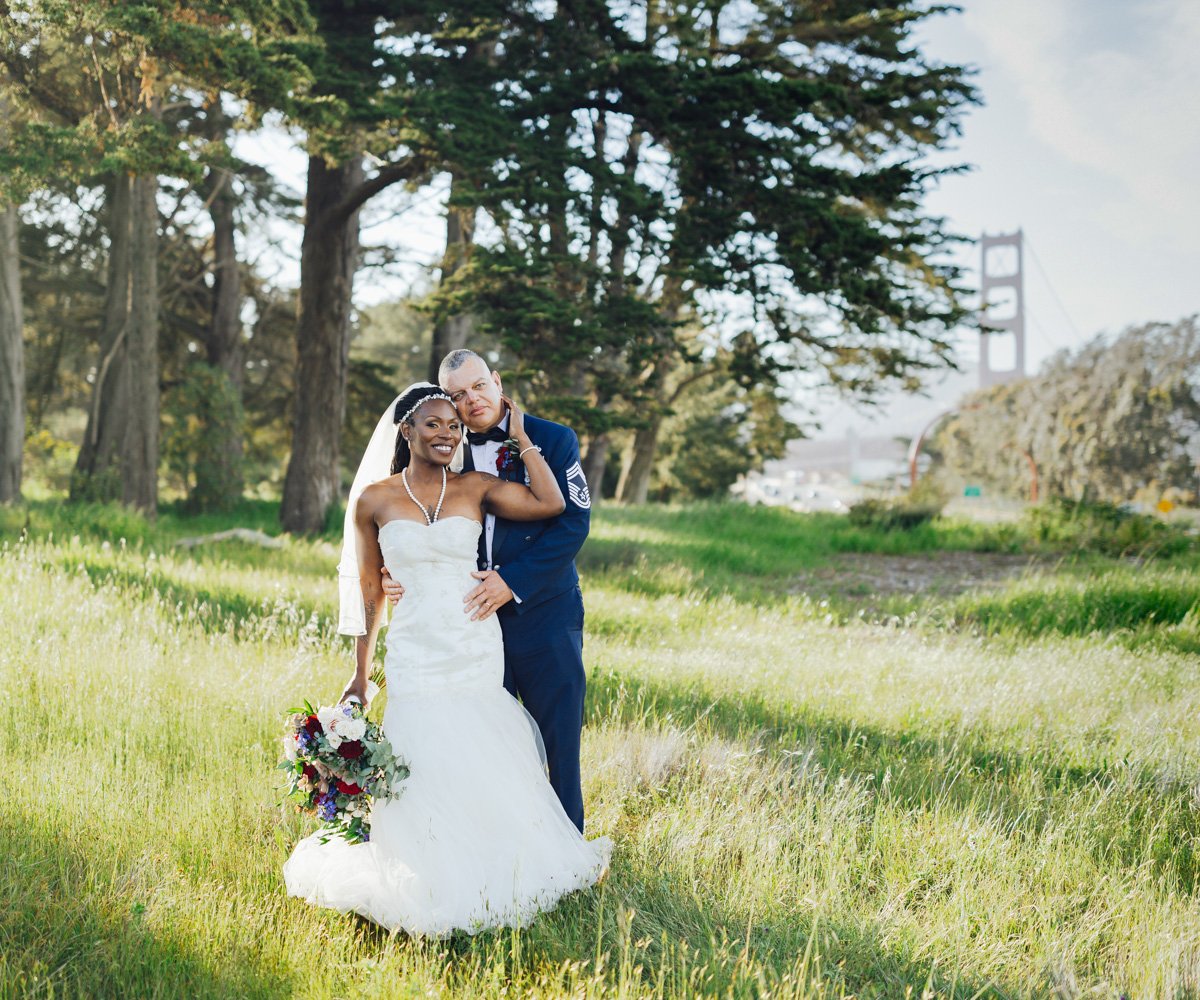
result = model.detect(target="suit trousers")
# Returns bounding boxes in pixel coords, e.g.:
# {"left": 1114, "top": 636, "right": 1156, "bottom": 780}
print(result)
{"left": 499, "top": 585, "right": 586, "bottom": 832}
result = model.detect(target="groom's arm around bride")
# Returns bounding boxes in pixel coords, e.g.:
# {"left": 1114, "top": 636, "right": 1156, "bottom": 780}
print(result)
{"left": 386, "top": 349, "right": 594, "bottom": 831}
{"left": 474, "top": 408, "right": 591, "bottom": 618}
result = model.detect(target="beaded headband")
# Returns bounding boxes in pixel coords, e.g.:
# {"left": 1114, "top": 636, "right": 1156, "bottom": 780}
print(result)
{"left": 394, "top": 391, "right": 454, "bottom": 426}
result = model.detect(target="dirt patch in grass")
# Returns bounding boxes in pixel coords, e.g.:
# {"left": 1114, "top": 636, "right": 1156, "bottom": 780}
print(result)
{"left": 792, "top": 551, "right": 1053, "bottom": 604}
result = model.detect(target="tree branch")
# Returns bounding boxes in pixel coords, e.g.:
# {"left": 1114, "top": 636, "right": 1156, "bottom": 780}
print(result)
{"left": 331, "top": 157, "right": 428, "bottom": 223}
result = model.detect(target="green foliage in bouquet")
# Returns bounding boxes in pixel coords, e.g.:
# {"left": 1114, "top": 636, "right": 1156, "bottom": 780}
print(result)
{"left": 280, "top": 700, "right": 409, "bottom": 845}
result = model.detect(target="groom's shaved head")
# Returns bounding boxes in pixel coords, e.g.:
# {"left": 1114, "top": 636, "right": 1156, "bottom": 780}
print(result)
{"left": 439, "top": 350, "right": 505, "bottom": 433}
{"left": 439, "top": 349, "right": 486, "bottom": 385}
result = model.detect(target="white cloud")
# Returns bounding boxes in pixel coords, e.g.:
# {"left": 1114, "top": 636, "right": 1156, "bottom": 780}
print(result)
{"left": 966, "top": 0, "right": 1200, "bottom": 249}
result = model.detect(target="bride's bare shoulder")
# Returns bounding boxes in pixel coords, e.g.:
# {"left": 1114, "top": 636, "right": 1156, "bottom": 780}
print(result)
{"left": 357, "top": 478, "right": 402, "bottom": 515}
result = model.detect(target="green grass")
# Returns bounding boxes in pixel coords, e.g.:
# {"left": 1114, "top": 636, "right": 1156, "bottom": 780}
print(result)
{"left": 580, "top": 503, "right": 1026, "bottom": 601}
{"left": 938, "top": 564, "right": 1200, "bottom": 655}
{"left": 2, "top": 500, "right": 1200, "bottom": 997}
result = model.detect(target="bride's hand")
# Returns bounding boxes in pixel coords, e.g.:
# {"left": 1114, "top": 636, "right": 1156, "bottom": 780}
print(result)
{"left": 381, "top": 565, "right": 405, "bottom": 606}
{"left": 340, "top": 675, "right": 370, "bottom": 709}
{"left": 501, "top": 394, "right": 526, "bottom": 440}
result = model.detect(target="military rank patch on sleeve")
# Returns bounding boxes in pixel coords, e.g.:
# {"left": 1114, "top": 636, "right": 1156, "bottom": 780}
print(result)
{"left": 565, "top": 461, "right": 591, "bottom": 509}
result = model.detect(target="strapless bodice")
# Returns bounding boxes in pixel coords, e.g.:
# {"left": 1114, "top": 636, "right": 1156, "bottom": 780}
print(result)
{"left": 377, "top": 516, "right": 503, "bottom": 698}
{"left": 378, "top": 515, "right": 482, "bottom": 572}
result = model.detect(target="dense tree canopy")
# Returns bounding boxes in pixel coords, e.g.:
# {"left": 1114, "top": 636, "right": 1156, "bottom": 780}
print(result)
{"left": 431, "top": 0, "right": 976, "bottom": 501}
{"left": 1, "top": 0, "right": 982, "bottom": 518}
{"left": 0, "top": 0, "right": 312, "bottom": 513}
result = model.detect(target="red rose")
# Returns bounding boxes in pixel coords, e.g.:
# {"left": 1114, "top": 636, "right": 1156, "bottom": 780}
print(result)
{"left": 337, "top": 740, "right": 364, "bottom": 759}
{"left": 336, "top": 779, "right": 363, "bottom": 795}
{"left": 304, "top": 714, "right": 322, "bottom": 737}
{"left": 302, "top": 764, "right": 318, "bottom": 780}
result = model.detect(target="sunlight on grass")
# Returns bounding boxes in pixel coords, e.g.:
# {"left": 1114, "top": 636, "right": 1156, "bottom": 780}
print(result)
{"left": 2, "top": 503, "right": 1200, "bottom": 997}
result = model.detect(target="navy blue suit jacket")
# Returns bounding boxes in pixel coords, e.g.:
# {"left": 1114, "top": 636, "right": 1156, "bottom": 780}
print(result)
{"left": 462, "top": 413, "right": 590, "bottom": 619}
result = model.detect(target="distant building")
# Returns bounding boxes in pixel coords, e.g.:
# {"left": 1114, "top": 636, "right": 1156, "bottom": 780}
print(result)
{"left": 762, "top": 431, "right": 910, "bottom": 486}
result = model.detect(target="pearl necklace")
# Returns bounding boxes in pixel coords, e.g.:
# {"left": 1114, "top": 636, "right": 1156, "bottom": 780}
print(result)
{"left": 401, "top": 466, "right": 447, "bottom": 525}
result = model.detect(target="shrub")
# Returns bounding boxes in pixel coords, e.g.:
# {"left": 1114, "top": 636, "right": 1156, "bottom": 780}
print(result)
{"left": 1023, "top": 497, "right": 1193, "bottom": 558}
{"left": 161, "top": 363, "right": 244, "bottom": 513}
{"left": 848, "top": 479, "right": 948, "bottom": 532}
{"left": 848, "top": 497, "right": 940, "bottom": 531}
{"left": 23, "top": 428, "right": 77, "bottom": 493}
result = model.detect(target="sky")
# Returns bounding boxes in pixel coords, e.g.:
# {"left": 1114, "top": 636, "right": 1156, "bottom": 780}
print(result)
{"left": 917, "top": 0, "right": 1200, "bottom": 367}
{"left": 808, "top": 0, "right": 1200, "bottom": 436}
{"left": 238, "top": 0, "right": 1200, "bottom": 433}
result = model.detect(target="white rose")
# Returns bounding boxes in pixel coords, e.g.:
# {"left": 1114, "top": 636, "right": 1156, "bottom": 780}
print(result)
{"left": 339, "top": 718, "right": 367, "bottom": 742}
{"left": 282, "top": 734, "right": 298, "bottom": 762}
{"left": 316, "top": 705, "right": 344, "bottom": 747}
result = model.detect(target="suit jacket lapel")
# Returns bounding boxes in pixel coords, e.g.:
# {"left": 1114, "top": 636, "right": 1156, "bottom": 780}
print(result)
{"left": 490, "top": 456, "right": 520, "bottom": 562}
{"left": 491, "top": 509, "right": 512, "bottom": 564}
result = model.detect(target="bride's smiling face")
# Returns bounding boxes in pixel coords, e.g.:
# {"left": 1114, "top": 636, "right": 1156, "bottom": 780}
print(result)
{"left": 404, "top": 400, "right": 462, "bottom": 465}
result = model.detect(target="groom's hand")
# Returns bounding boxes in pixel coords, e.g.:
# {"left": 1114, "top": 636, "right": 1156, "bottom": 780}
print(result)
{"left": 381, "top": 566, "right": 405, "bottom": 606}
{"left": 465, "top": 570, "right": 513, "bottom": 621}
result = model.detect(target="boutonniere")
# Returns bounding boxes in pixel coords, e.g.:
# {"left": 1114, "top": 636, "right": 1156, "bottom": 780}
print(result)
{"left": 495, "top": 437, "right": 522, "bottom": 474}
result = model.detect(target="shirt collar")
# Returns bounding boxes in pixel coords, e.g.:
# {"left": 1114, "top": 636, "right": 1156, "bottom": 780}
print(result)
{"left": 471, "top": 410, "right": 509, "bottom": 446}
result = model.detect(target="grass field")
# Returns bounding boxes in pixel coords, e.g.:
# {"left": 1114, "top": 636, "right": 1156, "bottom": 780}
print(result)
{"left": 2, "top": 500, "right": 1199, "bottom": 998}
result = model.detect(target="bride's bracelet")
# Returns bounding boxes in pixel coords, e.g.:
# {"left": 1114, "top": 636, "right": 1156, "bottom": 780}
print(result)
{"left": 518, "top": 445, "right": 542, "bottom": 459}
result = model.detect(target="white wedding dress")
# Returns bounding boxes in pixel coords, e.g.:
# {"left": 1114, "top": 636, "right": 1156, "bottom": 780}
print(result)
{"left": 283, "top": 516, "right": 610, "bottom": 936}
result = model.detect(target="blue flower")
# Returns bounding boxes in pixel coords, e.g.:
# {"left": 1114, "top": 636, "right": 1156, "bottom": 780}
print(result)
{"left": 318, "top": 795, "right": 338, "bottom": 821}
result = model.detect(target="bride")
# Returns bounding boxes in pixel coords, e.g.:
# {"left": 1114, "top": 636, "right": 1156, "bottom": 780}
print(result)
{"left": 283, "top": 383, "right": 610, "bottom": 935}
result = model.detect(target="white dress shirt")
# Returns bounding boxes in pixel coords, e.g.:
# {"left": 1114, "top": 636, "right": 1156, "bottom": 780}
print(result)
{"left": 469, "top": 412, "right": 509, "bottom": 570}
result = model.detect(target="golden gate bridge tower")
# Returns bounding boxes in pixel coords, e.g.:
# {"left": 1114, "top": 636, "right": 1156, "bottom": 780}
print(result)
{"left": 978, "top": 229, "right": 1026, "bottom": 387}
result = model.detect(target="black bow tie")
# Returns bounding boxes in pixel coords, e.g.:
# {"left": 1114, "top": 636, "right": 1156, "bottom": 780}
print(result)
{"left": 467, "top": 425, "right": 509, "bottom": 446}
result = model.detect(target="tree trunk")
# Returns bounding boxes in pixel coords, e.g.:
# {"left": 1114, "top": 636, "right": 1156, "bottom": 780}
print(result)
{"left": 207, "top": 168, "right": 243, "bottom": 384}
{"left": 0, "top": 203, "right": 23, "bottom": 503}
{"left": 427, "top": 169, "right": 477, "bottom": 381}
{"left": 581, "top": 433, "right": 609, "bottom": 502}
{"left": 614, "top": 278, "right": 685, "bottom": 505}
{"left": 280, "top": 155, "right": 364, "bottom": 534}
{"left": 615, "top": 361, "right": 717, "bottom": 505}
{"left": 616, "top": 420, "right": 661, "bottom": 504}
{"left": 122, "top": 171, "right": 159, "bottom": 515}
{"left": 201, "top": 124, "right": 245, "bottom": 505}
{"left": 73, "top": 174, "right": 133, "bottom": 502}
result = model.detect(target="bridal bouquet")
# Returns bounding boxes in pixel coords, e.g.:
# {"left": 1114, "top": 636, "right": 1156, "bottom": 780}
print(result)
{"left": 280, "top": 701, "right": 409, "bottom": 844}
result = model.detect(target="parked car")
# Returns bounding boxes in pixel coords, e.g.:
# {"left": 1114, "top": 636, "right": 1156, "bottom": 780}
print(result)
{"left": 790, "top": 487, "right": 848, "bottom": 514}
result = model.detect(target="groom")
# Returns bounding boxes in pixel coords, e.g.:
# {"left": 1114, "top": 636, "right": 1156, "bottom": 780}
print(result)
{"left": 382, "top": 349, "right": 592, "bottom": 832}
